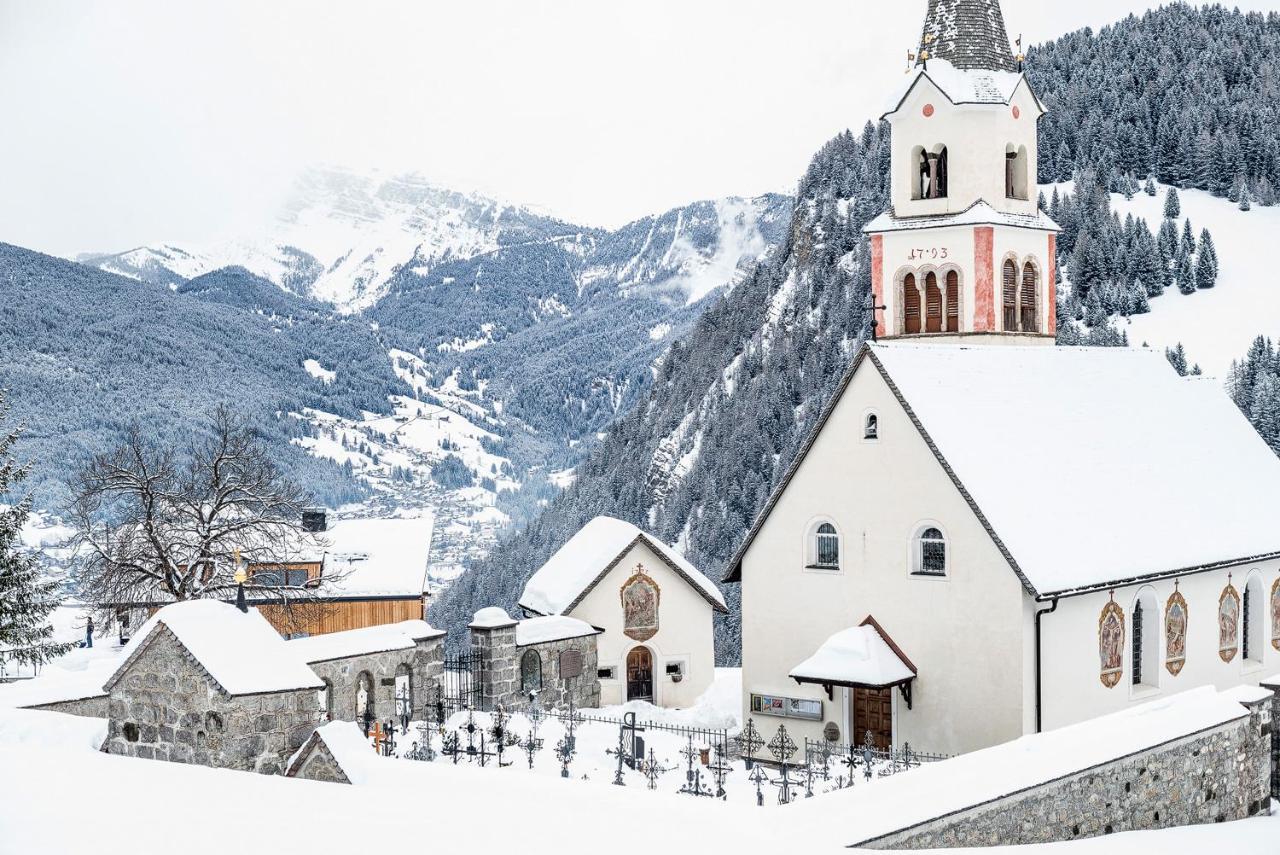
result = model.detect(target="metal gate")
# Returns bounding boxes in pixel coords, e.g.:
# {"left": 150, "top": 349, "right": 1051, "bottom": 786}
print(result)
{"left": 440, "top": 652, "right": 482, "bottom": 718}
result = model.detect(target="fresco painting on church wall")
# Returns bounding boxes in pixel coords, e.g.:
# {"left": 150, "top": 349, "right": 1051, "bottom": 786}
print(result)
{"left": 1271, "top": 577, "right": 1280, "bottom": 652}
{"left": 620, "top": 568, "right": 660, "bottom": 642}
{"left": 1164, "top": 591, "right": 1188, "bottom": 677}
{"left": 1098, "top": 600, "right": 1124, "bottom": 688}
{"left": 1218, "top": 584, "right": 1240, "bottom": 663}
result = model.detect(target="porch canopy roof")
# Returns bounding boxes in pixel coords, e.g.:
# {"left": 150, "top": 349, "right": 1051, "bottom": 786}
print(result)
{"left": 789, "top": 616, "right": 917, "bottom": 694}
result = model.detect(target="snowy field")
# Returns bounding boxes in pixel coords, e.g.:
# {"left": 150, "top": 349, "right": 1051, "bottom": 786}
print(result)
{"left": 1055, "top": 182, "right": 1279, "bottom": 377}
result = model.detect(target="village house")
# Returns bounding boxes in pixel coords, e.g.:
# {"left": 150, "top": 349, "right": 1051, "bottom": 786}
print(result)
{"left": 519, "top": 516, "right": 727, "bottom": 708}
{"left": 727, "top": 0, "right": 1280, "bottom": 760}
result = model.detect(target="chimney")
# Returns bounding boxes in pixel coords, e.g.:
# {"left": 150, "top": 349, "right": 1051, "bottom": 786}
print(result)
{"left": 302, "top": 508, "right": 328, "bottom": 533}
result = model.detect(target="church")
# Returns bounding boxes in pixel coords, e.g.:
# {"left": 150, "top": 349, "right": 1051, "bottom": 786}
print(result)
{"left": 519, "top": 516, "right": 727, "bottom": 708}
{"left": 728, "top": 0, "right": 1280, "bottom": 760}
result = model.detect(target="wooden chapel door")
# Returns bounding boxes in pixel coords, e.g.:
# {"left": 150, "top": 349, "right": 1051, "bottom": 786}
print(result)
{"left": 852, "top": 687, "right": 893, "bottom": 749}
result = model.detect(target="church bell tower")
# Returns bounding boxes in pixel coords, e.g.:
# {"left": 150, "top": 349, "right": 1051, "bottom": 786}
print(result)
{"left": 866, "top": 0, "right": 1059, "bottom": 343}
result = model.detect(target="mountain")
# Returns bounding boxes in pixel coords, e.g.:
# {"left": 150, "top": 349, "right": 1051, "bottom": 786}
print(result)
{"left": 430, "top": 4, "right": 1280, "bottom": 658}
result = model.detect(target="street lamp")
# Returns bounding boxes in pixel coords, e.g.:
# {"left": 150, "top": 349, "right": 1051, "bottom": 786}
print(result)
{"left": 233, "top": 549, "right": 248, "bottom": 613}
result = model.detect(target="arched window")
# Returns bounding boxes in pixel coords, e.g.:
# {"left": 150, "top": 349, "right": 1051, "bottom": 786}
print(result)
{"left": 914, "top": 527, "right": 946, "bottom": 576}
{"left": 318, "top": 678, "right": 333, "bottom": 719}
{"left": 521, "top": 650, "right": 543, "bottom": 694}
{"left": 395, "top": 663, "right": 413, "bottom": 722}
{"left": 1005, "top": 145, "right": 1029, "bottom": 200}
{"left": 945, "top": 271, "right": 960, "bottom": 333}
{"left": 1002, "top": 260, "right": 1018, "bottom": 331}
{"left": 1020, "top": 263, "right": 1038, "bottom": 333}
{"left": 924, "top": 272, "right": 943, "bottom": 333}
{"left": 1131, "top": 588, "right": 1158, "bottom": 690}
{"left": 864, "top": 414, "right": 879, "bottom": 440}
{"left": 1244, "top": 573, "right": 1264, "bottom": 664}
{"left": 903, "top": 273, "right": 921, "bottom": 334}
{"left": 811, "top": 522, "right": 840, "bottom": 569}
{"left": 914, "top": 146, "right": 949, "bottom": 200}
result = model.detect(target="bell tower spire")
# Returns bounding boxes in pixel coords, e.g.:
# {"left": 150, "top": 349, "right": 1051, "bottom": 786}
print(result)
{"left": 919, "top": 0, "right": 1016, "bottom": 72}
{"left": 864, "top": 0, "right": 1059, "bottom": 344}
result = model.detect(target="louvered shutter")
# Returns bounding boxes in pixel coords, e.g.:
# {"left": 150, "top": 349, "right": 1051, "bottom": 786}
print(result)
{"left": 1021, "top": 263, "right": 1038, "bottom": 333}
{"left": 1002, "top": 261, "right": 1018, "bottom": 331}
{"left": 903, "top": 273, "right": 921, "bottom": 334}
{"left": 945, "top": 271, "right": 960, "bottom": 332}
{"left": 925, "top": 272, "right": 942, "bottom": 333}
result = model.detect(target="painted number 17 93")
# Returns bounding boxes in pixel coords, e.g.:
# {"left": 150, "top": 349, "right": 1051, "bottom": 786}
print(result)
{"left": 907, "top": 247, "right": 949, "bottom": 261}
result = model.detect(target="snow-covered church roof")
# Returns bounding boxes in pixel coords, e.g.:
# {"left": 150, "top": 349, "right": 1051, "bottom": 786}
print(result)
{"left": 863, "top": 200, "right": 1059, "bottom": 235}
{"left": 315, "top": 515, "right": 434, "bottom": 598}
{"left": 518, "top": 516, "right": 728, "bottom": 617}
{"left": 882, "top": 58, "right": 1039, "bottom": 121}
{"left": 104, "top": 601, "right": 324, "bottom": 696}
{"left": 729, "top": 343, "right": 1280, "bottom": 597}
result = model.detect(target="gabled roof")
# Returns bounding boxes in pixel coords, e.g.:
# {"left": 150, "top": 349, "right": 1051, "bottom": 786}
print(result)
{"left": 727, "top": 343, "right": 1280, "bottom": 597}
{"left": 518, "top": 516, "right": 728, "bottom": 616}
{"left": 881, "top": 59, "right": 1045, "bottom": 121}
{"left": 863, "top": 200, "right": 1059, "bottom": 235}
{"left": 319, "top": 516, "right": 434, "bottom": 598}
{"left": 104, "top": 601, "right": 324, "bottom": 696}
{"left": 790, "top": 617, "right": 916, "bottom": 690}
{"left": 919, "top": 0, "right": 1016, "bottom": 72}
{"left": 286, "top": 619, "right": 442, "bottom": 665}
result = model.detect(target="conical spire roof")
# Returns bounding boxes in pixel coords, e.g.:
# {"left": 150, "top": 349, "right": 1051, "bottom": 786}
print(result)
{"left": 919, "top": 0, "right": 1016, "bottom": 73}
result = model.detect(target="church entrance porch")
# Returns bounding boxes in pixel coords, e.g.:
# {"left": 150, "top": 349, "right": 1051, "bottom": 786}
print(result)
{"left": 626, "top": 646, "right": 653, "bottom": 702}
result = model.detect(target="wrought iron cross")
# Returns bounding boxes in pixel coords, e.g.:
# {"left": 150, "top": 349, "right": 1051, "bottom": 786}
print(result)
{"left": 866, "top": 293, "right": 888, "bottom": 342}
{"left": 736, "top": 718, "right": 764, "bottom": 769}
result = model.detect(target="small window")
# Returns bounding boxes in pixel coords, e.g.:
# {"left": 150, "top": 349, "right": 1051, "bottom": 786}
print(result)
{"left": 1244, "top": 573, "right": 1264, "bottom": 665}
{"left": 864, "top": 414, "right": 879, "bottom": 440}
{"left": 810, "top": 522, "right": 840, "bottom": 570}
{"left": 122, "top": 722, "right": 140, "bottom": 743}
{"left": 914, "top": 527, "right": 947, "bottom": 576}
{"left": 597, "top": 666, "right": 616, "bottom": 680}
{"left": 521, "top": 649, "right": 542, "bottom": 693}
{"left": 1131, "top": 589, "right": 1159, "bottom": 690}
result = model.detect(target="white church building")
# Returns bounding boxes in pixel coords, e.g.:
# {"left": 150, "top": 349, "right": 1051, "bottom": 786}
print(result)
{"left": 519, "top": 516, "right": 727, "bottom": 708}
{"left": 728, "top": 0, "right": 1280, "bottom": 760}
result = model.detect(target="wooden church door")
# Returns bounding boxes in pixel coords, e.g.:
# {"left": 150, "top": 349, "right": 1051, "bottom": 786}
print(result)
{"left": 851, "top": 687, "right": 893, "bottom": 749}
{"left": 626, "top": 646, "right": 653, "bottom": 702}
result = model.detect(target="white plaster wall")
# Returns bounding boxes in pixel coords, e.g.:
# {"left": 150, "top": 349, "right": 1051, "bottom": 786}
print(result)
{"left": 738, "top": 359, "right": 1029, "bottom": 758}
{"left": 888, "top": 76, "right": 1041, "bottom": 218}
{"left": 569, "top": 539, "right": 717, "bottom": 709}
{"left": 1038, "top": 562, "right": 1280, "bottom": 731}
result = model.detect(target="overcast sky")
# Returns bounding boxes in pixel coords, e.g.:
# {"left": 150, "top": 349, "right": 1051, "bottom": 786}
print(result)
{"left": 2, "top": 1, "right": 1275, "bottom": 256}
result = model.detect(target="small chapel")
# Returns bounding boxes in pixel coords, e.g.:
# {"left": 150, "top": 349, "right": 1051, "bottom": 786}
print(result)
{"left": 729, "top": 0, "right": 1280, "bottom": 761}
{"left": 519, "top": 516, "right": 727, "bottom": 708}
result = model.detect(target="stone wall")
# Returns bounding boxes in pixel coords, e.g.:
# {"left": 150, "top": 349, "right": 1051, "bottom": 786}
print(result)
{"left": 104, "top": 626, "right": 317, "bottom": 775}
{"left": 856, "top": 695, "right": 1273, "bottom": 850}
{"left": 29, "top": 695, "right": 109, "bottom": 719}
{"left": 1262, "top": 677, "right": 1280, "bottom": 799}
{"left": 470, "top": 620, "right": 518, "bottom": 711}
{"left": 515, "top": 636, "right": 600, "bottom": 711}
{"left": 307, "top": 636, "right": 443, "bottom": 724}
{"left": 286, "top": 733, "right": 352, "bottom": 784}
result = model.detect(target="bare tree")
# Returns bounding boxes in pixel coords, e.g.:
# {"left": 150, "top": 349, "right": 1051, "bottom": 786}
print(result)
{"left": 69, "top": 407, "right": 337, "bottom": 627}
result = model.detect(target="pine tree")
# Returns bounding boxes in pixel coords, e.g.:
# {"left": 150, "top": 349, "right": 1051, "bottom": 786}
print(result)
{"left": 1176, "top": 248, "right": 1197, "bottom": 294}
{"left": 1181, "top": 218, "right": 1196, "bottom": 254}
{"left": 1239, "top": 183, "right": 1253, "bottom": 211}
{"left": 1196, "top": 229, "right": 1219, "bottom": 289}
{"left": 1249, "top": 374, "right": 1280, "bottom": 452}
{"left": 1144, "top": 176, "right": 1157, "bottom": 196}
{"left": 0, "top": 396, "right": 73, "bottom": 669}
{"left": 1163, "top": 187, "right": 1181, "bottom": 220}
{"left": 1166, "top": 343, "right": 1189, "bottom": 376}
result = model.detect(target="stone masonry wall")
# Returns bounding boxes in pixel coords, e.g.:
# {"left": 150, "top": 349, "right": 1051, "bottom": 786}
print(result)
{"left": 286, "top": 735, "right": 352, "bottom": 784}
{"left": 513, "top": 637, "right": 600, "bottom": 712}
{"left": 105, "top": 626, "right": 317, "bottom": 775}
{"left": 856, "top": 698, "right": 1272, "bottom": 850}
{"left": 1262, "top": 678, "right": 1280, "bottom": 799}
{"left": 471, "top": 622, "right": 518, "bottom": 711}
{"left": 30, "top": 695, "right": 109, "bottom": 719}
{"left": 307, "top": 636, "right": 443, "bottom": 724}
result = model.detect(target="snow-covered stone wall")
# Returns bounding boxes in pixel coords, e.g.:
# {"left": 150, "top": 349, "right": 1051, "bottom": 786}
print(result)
{"left": 305, "top": 636, "right": 443, "bottom": 724}
{"left": 516, "top": 636, "right": 600, "bottom": 712}
{"left": 853, "top": 693, "right": 1273, "bottom": 850}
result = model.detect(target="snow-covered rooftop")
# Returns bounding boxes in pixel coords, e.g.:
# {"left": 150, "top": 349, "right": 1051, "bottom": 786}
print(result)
{"left": 882, "top": 58, "right": 1034, "bottom": 119}
{"left": 872, "top": 343, "right": 1280, "bottom": 595}
{"left": 105, "top": 601, "right": 324, "bottom": 696}
{"left": 789, "top": 621, "right": 915, "bottom": 688}
{"left": 518, "top": 516, "right": 727, "bottom": 617}
{"left": 470, "top": 606, "right": 517, "bottom": 629}
{"left": 319, "top": 515, "right": 434, "bottom": 598}
{"left": 286, "top": 619, "right": 442, "bottom": 664}
{"left": 863, "top": 200, "right": 1059, "bottom": 234}
{"left": 790, "top": 685, "right": 1254, "bottom": 847}
{"left": 516, "top": 616, "right": 600, "bottom": 647}
{"left": 0, "top": 658, "right": 117, "bottom": 709}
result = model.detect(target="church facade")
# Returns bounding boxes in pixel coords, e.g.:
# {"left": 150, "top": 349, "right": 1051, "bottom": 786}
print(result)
{"left": 728, "top": 0, "right": 1280, "bottom": 761}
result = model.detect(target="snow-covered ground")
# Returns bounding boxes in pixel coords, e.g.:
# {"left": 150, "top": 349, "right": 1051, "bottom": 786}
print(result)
{"left": 1057, "top": 182, "right": 1279, "bottom": 377}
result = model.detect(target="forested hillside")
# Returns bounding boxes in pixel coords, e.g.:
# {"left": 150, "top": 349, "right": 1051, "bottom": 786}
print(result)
{"left": 433, "top": 4, "right": 1280, "bottom": 658}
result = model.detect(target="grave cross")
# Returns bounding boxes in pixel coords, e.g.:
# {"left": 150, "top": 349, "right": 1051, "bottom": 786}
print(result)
{"left": 707, "top": 741, "right": 733, "bottom": 800}
{"left": 678, "top": 735, "right": 714, "bottom": 798}
{"left": 370, "top": 721, "right": 387, "bottom": 755}
{"left": 736, "top": 718, "right": 764, "bottom": 770}
{"left": 768, "top": 724, "right": 799, "bottom": 805}
{"left": 749, "top": 763, "right": 770, "bottom": 807}
{"left": 866, "top": 293, "right": 888, "bottom": 342}
{"left": 641, "top": 748, "right": 674, "bottom": 791}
